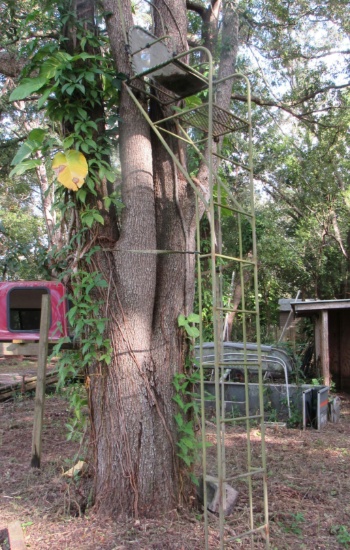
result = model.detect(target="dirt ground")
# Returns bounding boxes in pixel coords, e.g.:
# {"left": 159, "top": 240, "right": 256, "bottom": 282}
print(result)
{"left": 1, "top": 358, "right": 350, "bottom": 549}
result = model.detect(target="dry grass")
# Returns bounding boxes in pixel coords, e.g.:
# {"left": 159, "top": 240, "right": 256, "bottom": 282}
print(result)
{"left": 1, "top": 366, "right": 350, "bottom": 549}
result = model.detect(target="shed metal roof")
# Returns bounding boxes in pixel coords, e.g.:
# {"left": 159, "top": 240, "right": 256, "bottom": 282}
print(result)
{"left": 292, "top": 299, "right": 350, "bottom": 316}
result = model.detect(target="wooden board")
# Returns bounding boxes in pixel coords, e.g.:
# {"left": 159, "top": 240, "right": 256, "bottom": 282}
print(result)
{"left": 0, "top": 340, "right": 77, "bottom": 356}
{"left": 0, "top": 342, "right": 41, "bottom": 356}
{"left": 31, "top": 295, "right": 50, "bottom": 468}
{"left": 7, "top": 521, "right": 26, "bottom": 550}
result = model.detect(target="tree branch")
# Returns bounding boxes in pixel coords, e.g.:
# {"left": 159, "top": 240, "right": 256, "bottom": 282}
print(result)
{"left": 256, "top": 175, "right": 304, "bottom": 220}
{"left": 186, "top": 1, "right": 206, "bottom": 17}
{"left": 230, "top": 82, "right": 350, "bottom": 123}
{"left": 2, "top": 32, "right": 58, "bottom": 47}
{"left": 298, "top": 49, "right": 350, "bottom": 60}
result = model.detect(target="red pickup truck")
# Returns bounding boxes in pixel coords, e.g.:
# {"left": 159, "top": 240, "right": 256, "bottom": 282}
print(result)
{"left": 0, "top": 281, "right": 69, "bottom": 342}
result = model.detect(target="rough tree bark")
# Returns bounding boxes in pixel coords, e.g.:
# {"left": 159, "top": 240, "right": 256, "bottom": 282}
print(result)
{"left": 90, "top": 0, "right": 182, "bottom": 517}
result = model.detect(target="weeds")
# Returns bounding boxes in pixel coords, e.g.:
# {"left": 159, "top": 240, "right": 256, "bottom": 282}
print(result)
{"left": 278, "top": 512, "right": 305, "bottom": 536}
{"left": 330, "top": 525, "right": 350, "bottom": 547}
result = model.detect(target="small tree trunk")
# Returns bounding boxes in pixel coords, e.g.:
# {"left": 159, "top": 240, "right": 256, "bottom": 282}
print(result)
{"left": 224, "top": 266, "right": 252, "bottom": 341}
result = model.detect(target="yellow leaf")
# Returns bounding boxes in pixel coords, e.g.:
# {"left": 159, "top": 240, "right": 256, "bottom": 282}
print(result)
{"left": 62, "top": 460, "right": 87, "bottom": 478}
{"left": 52, "top": 150, "right": 88, "bottom": 191}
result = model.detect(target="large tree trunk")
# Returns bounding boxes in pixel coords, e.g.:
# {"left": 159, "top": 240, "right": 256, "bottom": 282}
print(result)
{"left": 88, "top": 0, "right": 191, "bottom": 517}
{"left": 86, "top": 0, "right": 240, "bottom": 518}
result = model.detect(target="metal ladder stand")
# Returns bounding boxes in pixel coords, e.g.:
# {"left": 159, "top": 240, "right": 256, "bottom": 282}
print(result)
{"left": 124, "top": 25, "right": 269, "bottom": 549}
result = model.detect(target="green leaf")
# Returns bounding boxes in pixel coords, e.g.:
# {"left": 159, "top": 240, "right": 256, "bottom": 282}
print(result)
{"left": 100, "top": 353, "right": 112, "bottom": 365}
{"left": 66, "top": 84, "right": 76, "bottom": 96}
{"left": 186, "top": 312, "right": 200, "bottom": 324}
{"left": 104, "top": 196, "right": 112, "bottom": 209}
{"left": 189, "top": 473, "right": 199, "bottom": 486}
{"left": 85, "top": 138, "right": 97, "bottom": 149}
{"left": 174, "top": 413, "right": 184, "bottom": 427}
{"left": 28, "top": 128, "right": 46, "bottom": 145}
{"left": 63, "top": 135, "right": 75, "bottom": 149}
{"left": 9, "top": 77, "right": 48, "bottom": 101}
{"left": 75, "top": 83, "right": 86, "bottom": 94}
{"left": 77, "top": 107, "right": 88, "bottom": 120}
{"left": 9, "top": 158, "right": 41, "bottom": 177}
{"left": 86, "top": 177, "right": 97, "bottom": 195}
{"left": 76, "top": 188, "right": 87, "bottom": 204}
{"left": 84, "top": 72, "right": 95, "bottom": 82}
{"left": 177, "top": 452, "right": 192, "bottom": 466}
{"left": 99, "top": 167, "right": 116, "bottom": 183}
{"left": 96, "top": 279, "right": 108, "bottom": 288}
{"left": 181, "top": 421, "right": 195, "bottom": 435}
{"left": 173, "top": 375, "right": 184, "bottom": 392}
{"left": 37, "top": 87, "right": 54, "bottom": 109}
{"left": 93, "top": 212, "right": 104, "bottom": 225}
{"left": 11, "top": 142, "right": 34, "bottom": 166}
{"left": 96, "top": 320, "right": 106, "bottom": 333}
{"left": 71, "top": 52, "right": 96, "bottom": 62}
{"left": 183, "top": 402, "right": 196, "bottom": 413}
{"left": 177, "top": 440, "right": 189, "bottom": 454}
{"left": 80, "top": 143, "right": 90, "bottom": 154}
{"left": 81, "top": 213, "right": 94, "bottom": 228}
{"left": 67, "top": 305, "right": 77, "bottom": 323}
{"left": 185, "top": 95, "right": 202, "bottom": 109}
{"left": 172, "top": 394, "right": 185, "bottom": 408}
{"left": 185, "top": 325, "right": 200, "bottom": 338}
{"left": 180, "top": 437, "right": 196, "bottom": 449}
{"left": 11, "top": 129, "right": 46, "bottom": 166}
{"left": 86, "top": 120, "right": 98, "bottom": 131}
{"left": 40, "top": 52, "right": 72, "bottom": 79}
{"left": 178, "top": 314, "right": 186, "bottom": 327}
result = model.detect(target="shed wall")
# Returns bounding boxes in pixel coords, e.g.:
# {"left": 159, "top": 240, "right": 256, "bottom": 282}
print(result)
{"left": 329, "top": 310, "right": 350, "bottom": 391}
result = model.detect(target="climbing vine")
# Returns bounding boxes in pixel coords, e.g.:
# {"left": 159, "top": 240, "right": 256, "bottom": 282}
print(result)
{"left": 9, "top": 7, "right": 121, "bottom": 435}
{"left": 53, "top": 267, "right": 112, "bottom": 440}
{"left": 174, "top": 313, "right": 203, "bottom": 484}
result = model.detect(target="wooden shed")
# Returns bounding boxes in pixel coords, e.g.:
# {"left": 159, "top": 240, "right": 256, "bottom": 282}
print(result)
{"left": 292, "top": 299, "right": 350, "bottom": 391}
